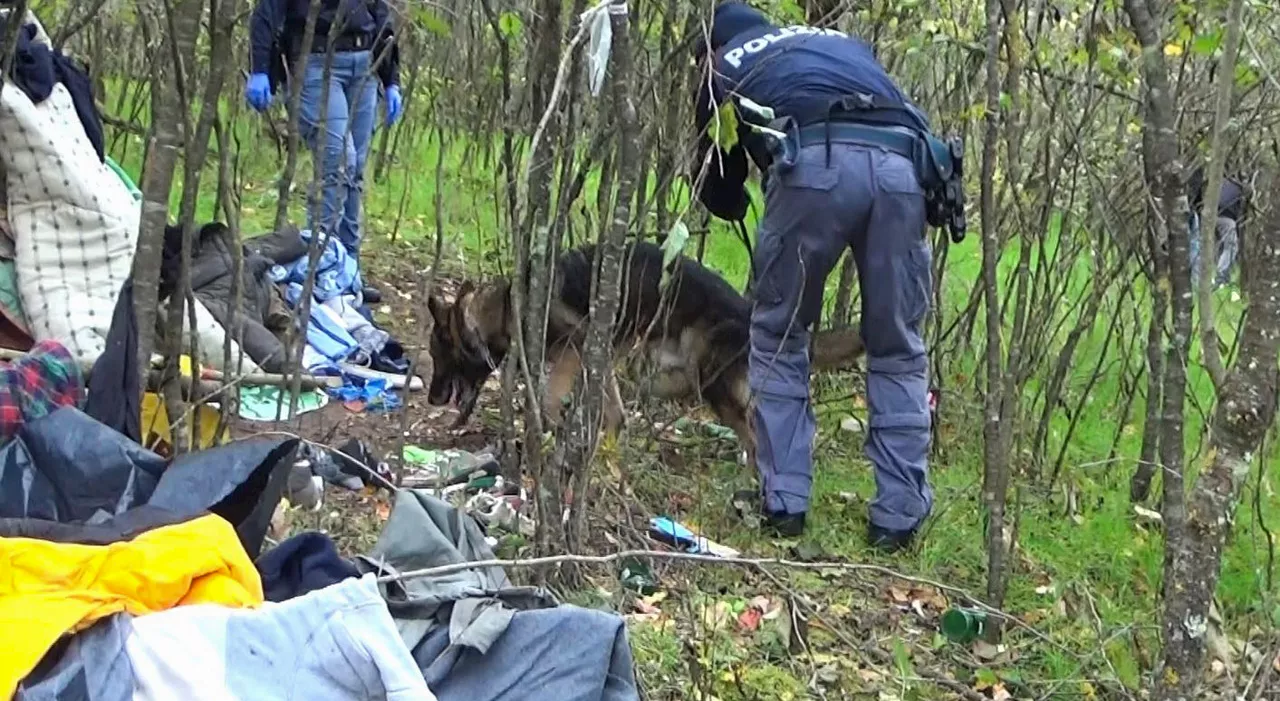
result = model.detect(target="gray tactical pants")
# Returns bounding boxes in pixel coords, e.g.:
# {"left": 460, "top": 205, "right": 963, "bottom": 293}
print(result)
{"left": 750, "top": 142, "right": 933, "bottom": 532}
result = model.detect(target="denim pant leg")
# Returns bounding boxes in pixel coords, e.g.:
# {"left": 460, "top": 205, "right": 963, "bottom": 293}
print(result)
{"left": 299, "top": 53, "right": 352, "bottom": 242}
{"left": 749, "top": 145, "right": 863, "bottom": 515}
{"left": 339, "top": 51, "right": 379, "bottom": 259}
{"left": 853, "top": 149, "right": 934, "bottom": 532}
{"left": 1214, "top": 216, "right": 1238, "bottom": 287}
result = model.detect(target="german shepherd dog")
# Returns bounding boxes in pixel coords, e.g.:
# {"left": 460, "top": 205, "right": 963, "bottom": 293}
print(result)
{"left": 425, "top": 241, "right": 865, "bottom": 466}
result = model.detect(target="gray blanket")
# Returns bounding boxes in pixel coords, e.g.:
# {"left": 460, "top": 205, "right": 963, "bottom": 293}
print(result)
{"left": 356, "top": 489, "right": 641, "bottom": 701}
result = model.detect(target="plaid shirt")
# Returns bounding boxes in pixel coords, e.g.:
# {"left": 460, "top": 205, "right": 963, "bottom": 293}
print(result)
{"left": 0, "top": 339, "right": 84, "bottom": 444}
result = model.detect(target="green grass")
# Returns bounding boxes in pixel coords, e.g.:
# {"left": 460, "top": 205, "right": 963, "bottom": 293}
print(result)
{"left": 109, "top": 114, "right": 1279, "bottom": 696}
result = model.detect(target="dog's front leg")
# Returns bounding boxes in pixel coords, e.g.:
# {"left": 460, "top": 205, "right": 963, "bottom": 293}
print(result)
{"left": 543, "top": 343, "right": 583, "bottom": 428}
{"left": 452, "top": 385, "right": 481, "bottom": 429}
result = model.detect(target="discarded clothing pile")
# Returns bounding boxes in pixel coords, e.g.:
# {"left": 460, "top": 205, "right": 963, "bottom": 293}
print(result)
{"left": 280, "top": 489, "right": 641, "bottom": 701}
{"left": 269, "top": 229, "right": 409, "bottom": 377}
{"left": 0, "top": 338, "right": 82, "bottom": 443}
{"left": 159, "top": 222, "right": 306, "bottom": 374}
{"left": 5, "top": 408, "right": 642, "bottom": 700}
{"left": 401, "top": 444, "right": 534, "bottom": 539}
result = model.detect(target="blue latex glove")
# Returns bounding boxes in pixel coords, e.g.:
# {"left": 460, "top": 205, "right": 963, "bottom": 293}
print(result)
{"left": 245, "top": 73, "right": 271, "bottom": 112}
{"left": 385, "top": 84, "right": 403, "bottom": 126}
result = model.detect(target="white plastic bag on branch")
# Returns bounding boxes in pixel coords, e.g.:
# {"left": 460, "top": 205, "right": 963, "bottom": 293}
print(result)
{"left": 582, "top": 0, "right": 628, "bottom": 97}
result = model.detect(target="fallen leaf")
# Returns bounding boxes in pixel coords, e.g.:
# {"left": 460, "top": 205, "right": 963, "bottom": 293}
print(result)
{"left": 1034, "top": 584, "right": 1053, "bottom": 596}
{"left": 1163, "top": 43, "right": 1183, "bottom": 57}
{"left": 972, "top": 639, "right": 1002, "bottom": 661}
{"left": 888, "top": 585, "right": 912, "bottom": 604}
{"left": 738, "top": 607, "right": 763, "bottom": 632}
{"left": 1133, "top": 504, "right": 1163, "bottom": 523}
{"left": 815, "top": 665, "right": 840, "bottom": 684}
{"left": 640, "top": 591, "right": 668, "bottom": 608}
{"left": 990, "top": 682, "right": 1012, "bottom": 701}
{"left": 857, "top": 667, "right": 883, "bottom": 683}
{"left": 840, "top": 416, "right": 863, "bottom": 433}
{"left": 912, "top": 586, "right": 948, "bottom": 611}
{"left": 973, "top": 668, "right": 999, "bottom": 690}
{"left": 634, "top": 598, "right": 663, "bottom": 615}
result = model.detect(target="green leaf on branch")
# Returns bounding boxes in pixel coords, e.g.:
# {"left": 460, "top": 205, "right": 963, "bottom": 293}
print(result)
{"left": 1191, "top": 31, "right": 1222, "bottom": 56}
{"left": 417, "top": 10, "right": 451, "bottom": 37}
{"left": 710, "top": 101, "right": 740, "bottom": 152}
{"left": 498, "top": 11, "right": 523, "bottom": 39}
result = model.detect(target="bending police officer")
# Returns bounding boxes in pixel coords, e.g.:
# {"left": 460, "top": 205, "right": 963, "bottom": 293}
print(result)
{"left": 692, "top": 3, "right": 963, "bottom": 550}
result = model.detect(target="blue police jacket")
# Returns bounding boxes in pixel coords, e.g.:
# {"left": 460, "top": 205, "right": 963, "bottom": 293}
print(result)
{"left": 693, "top": 2, "right": 930, "bottom": 221}
{"left": 249, "top": 0, "right": 400, "bottom": 93}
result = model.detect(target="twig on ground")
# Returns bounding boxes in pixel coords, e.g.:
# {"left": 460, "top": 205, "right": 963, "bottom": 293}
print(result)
{"left": 372, "top": 546, "right": 1040, "bottom": 634}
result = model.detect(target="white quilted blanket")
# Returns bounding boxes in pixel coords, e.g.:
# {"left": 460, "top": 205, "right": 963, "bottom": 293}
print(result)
{"left": 0, "top": 45, "right": 260, "bottom": 373}
{"left": 0, "top": 80, "right": 137, "bottom": 361}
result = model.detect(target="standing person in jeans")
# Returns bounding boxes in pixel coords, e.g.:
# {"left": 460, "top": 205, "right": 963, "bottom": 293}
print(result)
{"left": 245, "top": 0, "right": 404, "bottom": 303}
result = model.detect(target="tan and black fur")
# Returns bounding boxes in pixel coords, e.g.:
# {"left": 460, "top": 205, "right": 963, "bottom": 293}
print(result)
{"left": 426, "top": 241, "right": 865, "bottom": 465}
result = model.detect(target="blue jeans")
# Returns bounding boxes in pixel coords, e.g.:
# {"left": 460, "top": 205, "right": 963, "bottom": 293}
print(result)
{"left": 749, "top": 143, "right": 933, "bottom": 531}
{"left": 298, "top": 50, "right": 379, "bottom": 259}
{"left": 1188, "top": 212, "right": 1239, "bottom": 290}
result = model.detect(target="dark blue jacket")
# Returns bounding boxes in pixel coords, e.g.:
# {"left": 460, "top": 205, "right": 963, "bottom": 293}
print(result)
{"left": 249, "top": 0, "right": 400, "bottom": 92}
{"left": 692, "top": 2, "right": 928, "bottom": 221}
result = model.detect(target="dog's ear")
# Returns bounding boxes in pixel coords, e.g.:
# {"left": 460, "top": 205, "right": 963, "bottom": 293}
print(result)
{"left": 427, "top": 295, "right": 448, "bottom": 328}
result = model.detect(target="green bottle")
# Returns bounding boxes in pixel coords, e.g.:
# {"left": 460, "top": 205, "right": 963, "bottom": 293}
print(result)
{"left": 940, "top": 606, "right": 987, "bottom": 643}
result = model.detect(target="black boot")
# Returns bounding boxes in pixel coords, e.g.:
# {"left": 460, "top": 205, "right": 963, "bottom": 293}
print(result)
{"left": 733, "top": 489, "right": 807, "bottom": 537}
{"left": 363, "top": 286, "right": 382, "bottom": 304}
{"left": 866, "top": 524, "right": 916, "bottom": 553}
{"left": 764, "top": 511, "right": 806, "bottom": 538}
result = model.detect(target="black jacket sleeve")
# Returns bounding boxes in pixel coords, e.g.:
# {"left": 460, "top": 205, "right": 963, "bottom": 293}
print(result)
{"left": 372, "top": 0, "right": 401, "bottom": 88}
{"left": 691, "top": 72, "right": 751, "bottom": 222}
{"left": 249, "top": 0, "right": 286, "bottom": 77}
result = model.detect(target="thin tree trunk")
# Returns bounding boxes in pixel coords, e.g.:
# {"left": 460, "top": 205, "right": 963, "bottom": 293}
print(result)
{"left": 1193, "top": 0, "right": 1245, "bottom": 392}
{"left": 979, "top": 0, "right": 1011, "bottom": 642}
{"left": 1132, "top": 266, "right": 1166, "bottom": 502}
{"left": 272, "top": 1, "right": 323, "bottom": 231}
{"left": 520, "top": 0, "right": 567, "bottom": 558}
{"left": 132, "top": 0, "right": 201, "bottom": 414}
{"left": 568, "top": 0, "right": 638, "bottom": 558}
{"left": 1154, "top": 174, "right": 1280, "bottom": 699}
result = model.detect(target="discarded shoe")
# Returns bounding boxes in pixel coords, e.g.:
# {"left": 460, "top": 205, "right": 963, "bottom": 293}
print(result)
{"left": 867, "top": 524, "right": 916, "bottom": 553}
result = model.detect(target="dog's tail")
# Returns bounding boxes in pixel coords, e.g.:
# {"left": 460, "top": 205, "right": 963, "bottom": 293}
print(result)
{"left": 810, "top": 327, "right": 866, "bottom": 371}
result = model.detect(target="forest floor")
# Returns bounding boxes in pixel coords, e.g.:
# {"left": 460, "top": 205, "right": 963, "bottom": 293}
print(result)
{"left": 115, "top": 120, "right": 1280, "bottom": 697}
{"left": 221, "top": 241, "right": 1272, "bottom": 701}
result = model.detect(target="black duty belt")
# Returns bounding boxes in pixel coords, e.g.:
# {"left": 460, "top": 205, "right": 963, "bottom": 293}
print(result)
{"left": 312, "top": 32, "right": 372, "bottom": 53}
{"left": 795, "top": 121, "right": 919, "bottom": 162}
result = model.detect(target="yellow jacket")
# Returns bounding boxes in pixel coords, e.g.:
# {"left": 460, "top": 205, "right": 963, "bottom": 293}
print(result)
{"left": 0, "top": 513, "right": 264, "bottom": 697}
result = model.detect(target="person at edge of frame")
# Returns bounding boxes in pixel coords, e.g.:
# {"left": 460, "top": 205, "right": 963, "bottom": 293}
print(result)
{"left": 244, "top": 0, "right": 405, "bottom": 305}
{"left": 691, "top": 2, "right": 965, "bottom": 551}
{"left": 1187, "top": 165, "right": 1248, "bottom": 292}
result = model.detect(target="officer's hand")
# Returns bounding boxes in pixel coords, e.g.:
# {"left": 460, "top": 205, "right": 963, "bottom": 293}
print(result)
{"left": 385, "top": 85, "right": 403, "bottom": 126}
{"left": 244, "top": 73, "right": 271, "bottom": 113}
